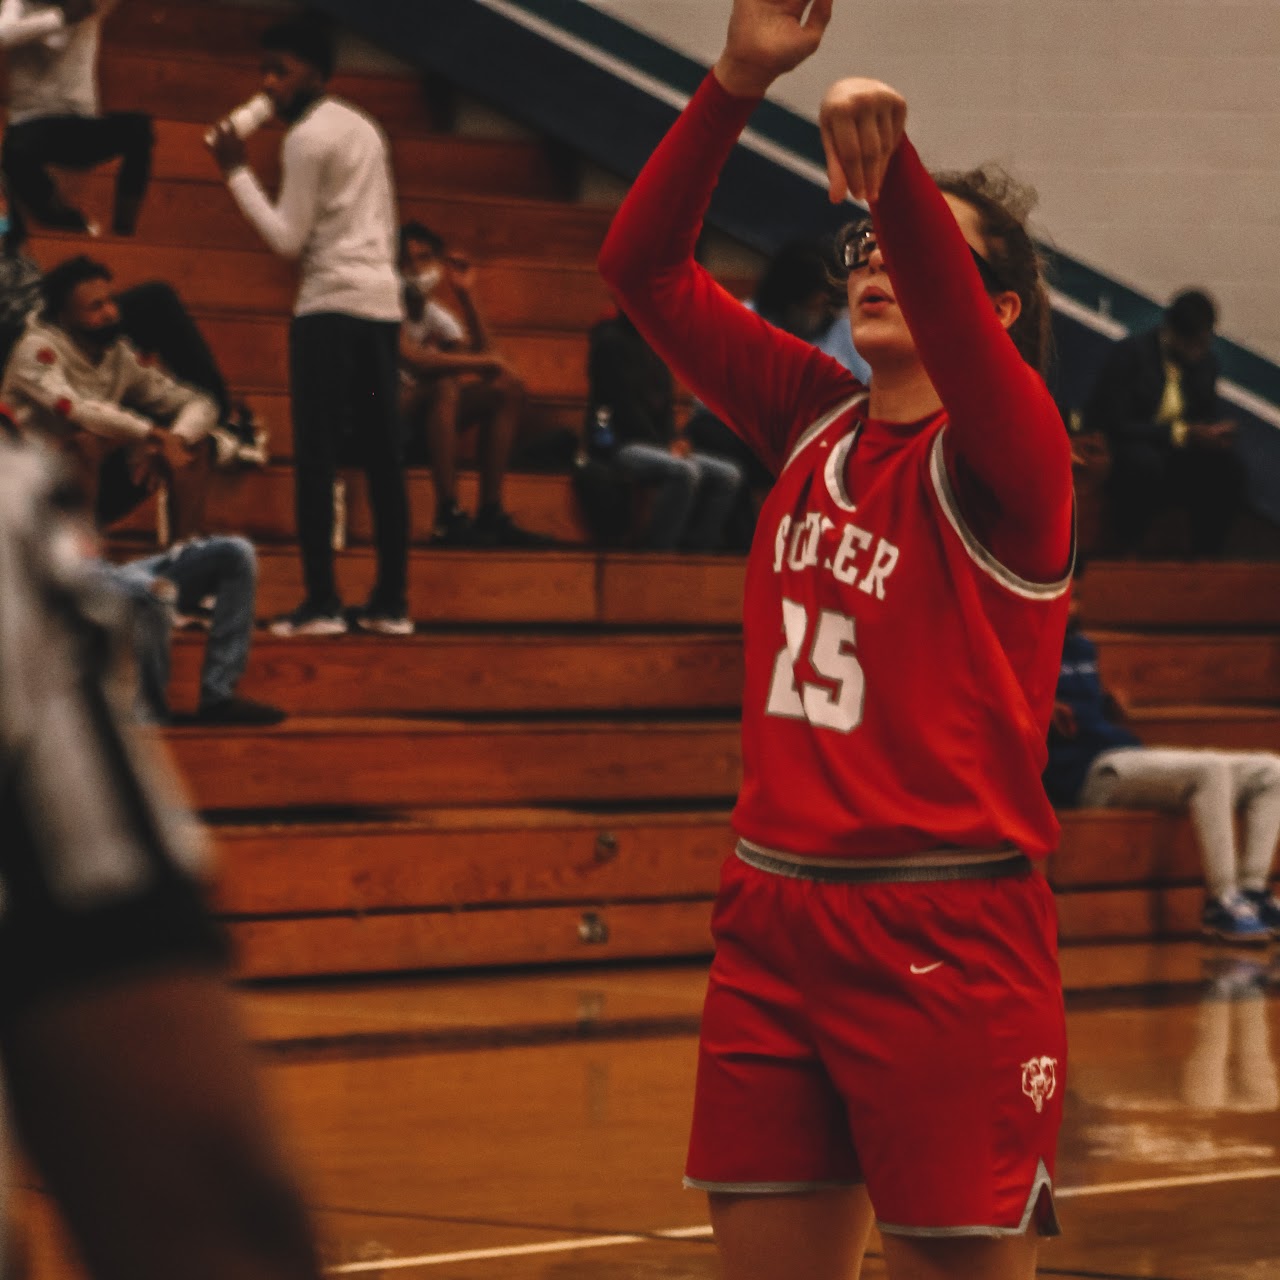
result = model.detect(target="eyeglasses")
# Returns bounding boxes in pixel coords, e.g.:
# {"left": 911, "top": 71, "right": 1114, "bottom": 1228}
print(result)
{"left": 835, "top": 218, "right": 1008, "bottom": 294}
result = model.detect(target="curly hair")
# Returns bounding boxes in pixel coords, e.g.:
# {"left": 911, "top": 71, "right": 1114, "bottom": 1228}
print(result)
{"left": 933, "top": 165, "right": 1053, "bottom": 376}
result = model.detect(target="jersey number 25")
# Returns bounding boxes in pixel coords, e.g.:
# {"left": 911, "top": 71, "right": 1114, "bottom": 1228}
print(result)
{"left": 765, "top": 599, "right": 865, "bottom": 734}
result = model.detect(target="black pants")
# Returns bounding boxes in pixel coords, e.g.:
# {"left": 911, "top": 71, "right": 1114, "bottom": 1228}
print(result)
{"left": 1108, "top": 437, "right": 1247, "bottom": 556}
{"left": 117, "top": 281, "right": 231, "bottom": 420}
{"left": 1, "top": 112, "right": 154, "bottom": 243}
{"left": 290, "top": 313, "right": 408, "bottom": 615}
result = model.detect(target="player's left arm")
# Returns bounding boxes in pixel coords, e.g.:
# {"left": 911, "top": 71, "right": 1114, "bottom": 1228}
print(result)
{"left": 820, "top": 80, "right": 1073, "bottom": 583}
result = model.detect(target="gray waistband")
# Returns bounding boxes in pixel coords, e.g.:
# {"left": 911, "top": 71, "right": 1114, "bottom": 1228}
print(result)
{"left": 734, "top": 841, "right": 1033, "bottom": 885}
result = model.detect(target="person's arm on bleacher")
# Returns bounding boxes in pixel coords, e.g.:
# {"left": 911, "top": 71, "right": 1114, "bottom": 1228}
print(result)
{"left": 5, "top": 333, "right": 161, "bottom": 444}
{"left": 398, "top": 331, "right": 506, "bottom": 380}
{"left": 121, "top": 348, "right": 219, "bottom": 447}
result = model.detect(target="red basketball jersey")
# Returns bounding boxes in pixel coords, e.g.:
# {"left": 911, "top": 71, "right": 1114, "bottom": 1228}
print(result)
{"left": 734, "top": 393, "right": 1072, "bottom": 860}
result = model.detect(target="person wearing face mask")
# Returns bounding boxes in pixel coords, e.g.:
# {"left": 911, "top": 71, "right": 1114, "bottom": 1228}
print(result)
{"left": 398, "top": 221, "right": 547, "bottom": 547}
{"left": 208, "top": 14, "right": 410, "bottom": 636}
{"left": 1, "top": 254, "right": 216, "bottom": 542}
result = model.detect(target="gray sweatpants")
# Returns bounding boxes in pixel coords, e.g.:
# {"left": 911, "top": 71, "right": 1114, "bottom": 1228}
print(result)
{"left": 1080, "top": 748, "right": 1280, "bottom": 900}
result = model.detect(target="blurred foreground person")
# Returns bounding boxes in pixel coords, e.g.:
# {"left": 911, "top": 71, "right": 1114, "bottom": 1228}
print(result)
{"left": 0, "top": 420, "right": 320, "bottom": 1279}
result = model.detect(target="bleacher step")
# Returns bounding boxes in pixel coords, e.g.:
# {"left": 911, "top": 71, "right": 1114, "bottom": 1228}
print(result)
{"left": 26, "top": 238, "right": 621, "bottom": 330}
{"left": 205, "top": 808, "right": 1246, "bottom": 978}
{"left": 58, "top": 177, "right": 615, "bottom": 258}
{"left": 167, "top": 717, "right": 743, "bottom": 811}
{"left": 174, "top": 630, "right": 744, "bottom": 715}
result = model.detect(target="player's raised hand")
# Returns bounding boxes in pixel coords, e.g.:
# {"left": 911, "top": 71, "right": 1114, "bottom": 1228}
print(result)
{"left": 819, "top": 77, "right": 907, "bottom": 205}
{"left": 714, "top": 0, "right": 835, "bottom": 98}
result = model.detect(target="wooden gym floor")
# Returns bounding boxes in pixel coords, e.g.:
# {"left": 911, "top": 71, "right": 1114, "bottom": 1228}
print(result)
{"left": 16, "top": 941, "right": 1280, "bottom": 1279}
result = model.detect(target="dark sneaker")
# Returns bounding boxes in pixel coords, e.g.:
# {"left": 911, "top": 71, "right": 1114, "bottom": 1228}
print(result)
{"left": 1202, "top": 892, "right": 1271, "bottom": 946}
{"left": 268, "top": 603, "right": 348, "bottom": 637}
{"left": 1241, "top": 888, "right": 1280, "bottom": 935}
{"left": 352, "top": 610, "right": 414, "bottom": 637}
{"left": 429, "top": 504, "right": 475, "bottom": 548}
{"left": 193, "top": 696, "right": 287, "bottom": 726}
{"left": 471, "top": 507, "right": 558, "bottom": 549}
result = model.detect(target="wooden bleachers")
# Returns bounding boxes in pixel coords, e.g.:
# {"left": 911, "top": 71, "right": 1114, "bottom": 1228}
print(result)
{"left": 207, "top": 808, "right": 1212, "bottom": 978}
{"left": 65, "top": 3, "right": 1279, "bottom": 978}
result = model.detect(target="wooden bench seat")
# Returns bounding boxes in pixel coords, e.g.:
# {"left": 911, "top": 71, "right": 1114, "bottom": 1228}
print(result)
{"left": 1084, "top": 562, "right": 1280, "bottom": 629}
{"left": 166, "top": 548, "right": 747, "bottom": 626}
{"left": 162, "top": 704, "right": 1277, "bottom": 816}
{"left": 1093, "top": 630, "right": 1280, "bottom": 705}
{"left": 203, "top": 806, "right": 1247, "bottom": 978}
{"left": 169, "top": 313, "right": 590, "bottom": 397}
{"left": 165, "top": 716, "right": 744, "bottom": 811}
{"left": 112, "top": 466, "right": 594, "bottom": 546}
{"left": 52, "top": 176, "right": 615, "bottom": 257}
{"left": 172, "top": 629, "right": 744, "bottom": 716}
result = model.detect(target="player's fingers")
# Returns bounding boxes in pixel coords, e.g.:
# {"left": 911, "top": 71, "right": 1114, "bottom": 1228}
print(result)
{"left": 820, "top": 120, "right": 849, "bottom": 204}
{"left": 855, "top": 110, "right": 883, "bottom": 203}
{"left": 803, "top": 0, "right": 835, "bottom": 37}
{"left": 874, "top": 107, "right": 897, "bottom": 192}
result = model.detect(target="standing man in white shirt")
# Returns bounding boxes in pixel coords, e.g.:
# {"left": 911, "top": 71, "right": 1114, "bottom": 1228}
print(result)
{"left": 209, "top": 14, "right": 410, "bottom": 637}
{"left": 0, "top": 0, "right": 155, "bottom": 245}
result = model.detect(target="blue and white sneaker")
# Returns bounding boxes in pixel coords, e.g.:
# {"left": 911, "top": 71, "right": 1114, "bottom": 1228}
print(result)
{"left": 1241, "top": 888, "right": 1280, "bottom": 937}
{"left": 1202, "top": 892, "right": 1271, "bottom": 946}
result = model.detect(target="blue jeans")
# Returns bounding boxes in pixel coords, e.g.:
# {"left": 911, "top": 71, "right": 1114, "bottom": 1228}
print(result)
{"left": 107, "top": 536, "right": 258, "bottom": 717}
{"left": 614, "top": 443, "right": 745, "bottom": 551}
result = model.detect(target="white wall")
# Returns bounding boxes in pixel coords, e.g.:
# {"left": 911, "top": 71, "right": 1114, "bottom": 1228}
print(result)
{"left": 587, "top": 0, "right": 1280, "bottom": 361}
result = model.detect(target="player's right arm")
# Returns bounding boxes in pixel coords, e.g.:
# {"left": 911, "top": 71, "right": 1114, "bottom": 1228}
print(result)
{"left": 598, "top": 0, "right": 856, "bottom": 476}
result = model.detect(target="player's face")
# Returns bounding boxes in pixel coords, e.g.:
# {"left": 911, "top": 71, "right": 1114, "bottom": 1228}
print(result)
{"left": 846, "top": 195, "right": 1018, "bottom": 374}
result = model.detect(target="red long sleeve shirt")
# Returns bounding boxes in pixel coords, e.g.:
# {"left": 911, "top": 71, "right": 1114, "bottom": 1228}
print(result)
{"left": 600, "top": 75, "right": 1074, "bottom": 859}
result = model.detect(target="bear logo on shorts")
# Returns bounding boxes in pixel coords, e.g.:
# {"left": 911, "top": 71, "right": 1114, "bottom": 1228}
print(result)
{"left": 1020, "top": 1056, "right": 1058, "bottom": 1114}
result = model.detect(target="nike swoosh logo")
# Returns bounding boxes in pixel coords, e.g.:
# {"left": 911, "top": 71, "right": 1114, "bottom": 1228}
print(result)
{"left": 910, "top": 962, "right": 944, "bottom": 975}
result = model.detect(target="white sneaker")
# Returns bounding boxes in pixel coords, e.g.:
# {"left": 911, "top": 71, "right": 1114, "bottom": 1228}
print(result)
{"left": 352, "top": 611, "right": 413, "bottom": 636}
{"left": 268, "top": 605, "right": 349, "bottom": 638}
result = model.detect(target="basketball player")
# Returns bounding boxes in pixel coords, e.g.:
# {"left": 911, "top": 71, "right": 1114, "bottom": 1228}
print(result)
{"left": 597, "top": 2, "right": 1074, "bottom": 1278}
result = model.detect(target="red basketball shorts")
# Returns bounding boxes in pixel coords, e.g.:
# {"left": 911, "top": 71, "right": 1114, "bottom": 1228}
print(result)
{"left": 685, "top": 846, "right": 1066, "bottom": 1238}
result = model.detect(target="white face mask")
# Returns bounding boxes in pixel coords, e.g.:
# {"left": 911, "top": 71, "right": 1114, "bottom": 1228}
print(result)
{"left": 408, "top": 264, "right": 442, "bottom": 298}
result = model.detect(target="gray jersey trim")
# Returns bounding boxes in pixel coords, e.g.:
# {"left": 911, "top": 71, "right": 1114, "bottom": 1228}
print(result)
{"left": 779, "top": 392, "right": 866, "bottom": 478}
{"left": 928, "top": 431, "right": 1074, "bottom": 602}
{"left": 684, "top": 1177, "right": 862, "bottom": 1194}
{"left": 877, "top": 1159, "right": 1061, "bottom": 1240}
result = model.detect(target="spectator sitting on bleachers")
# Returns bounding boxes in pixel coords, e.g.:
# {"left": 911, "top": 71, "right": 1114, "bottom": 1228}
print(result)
{"left": 102, "top": 535, "right": 285, "bottom": 726}
{"left": 587, "top": 307, "right": 744, "bottom": 552}
{"left": 1, "top": 254, "right": 216, "bottom": 541}
{"left": 683, "top": 238, "right": 870, "bottom": 549}
{"left": 0, "top": 214, "right": 267, "bottom": 466}
{"left": 398, "top": 221, "right": 545, "bottom": 547}
{"left": 1083, "top": 288, "right": 1247, "bottom": 558}
{"left": 1044, "top": 571, "right": 1280, "bottom": 944}
{"left": 0, "top": 0, "right": 153, "bottom": 245}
